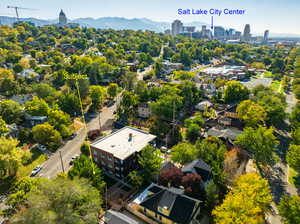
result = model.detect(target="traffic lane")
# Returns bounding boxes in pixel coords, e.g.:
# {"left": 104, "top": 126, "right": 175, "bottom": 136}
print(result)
{"left": 38, "top": 102, "right": 117, "bottom": 178}
{"left": 37, "top": 128, "right": 86, "bottom": 178}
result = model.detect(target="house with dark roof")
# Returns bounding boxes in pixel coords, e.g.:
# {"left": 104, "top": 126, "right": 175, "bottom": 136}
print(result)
{"left": 131, "top": 183, "right": 202, "bottom": 224}
{"left": 181, "top": 159, "right": 212, "bottom": 184}
{"left": 205, "top": 127, "right": 243, "bottom": 146}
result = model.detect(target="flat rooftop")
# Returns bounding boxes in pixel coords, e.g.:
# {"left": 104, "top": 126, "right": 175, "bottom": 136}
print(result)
{"left": 201, "top": 65, "right": 245, "bottom": 75}
{"left": 91, "top": 126, "right": 156, "bottom": 160}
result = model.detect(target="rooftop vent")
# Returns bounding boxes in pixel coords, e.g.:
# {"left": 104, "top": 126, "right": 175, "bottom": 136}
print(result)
{"left": 128, "top": 133, "right": 133, "bottom": 142}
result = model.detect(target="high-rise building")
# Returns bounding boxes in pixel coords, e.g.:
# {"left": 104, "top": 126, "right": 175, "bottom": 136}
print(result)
{"left": 59, "top": 9, "right": 67, "bottom": 25}
{"left": 200, "top": 25, "right": 212, "bottom": 39}
{"left": 164, "top": 29, "right": 171, "bottom": 35}
{"left": 183, "top": 26, "right": 196, "bottom": 33}
{"left": 263, "top": 30, "right": 269, "bottom": 43}
{"left": 171, "top": 20, "right": 183, "bottom": 36}
{"left": 243, "top": 24, "right": 251, "bottom": 42}
{"left": 214, "top": 26, "right": 226, "bottom": 40}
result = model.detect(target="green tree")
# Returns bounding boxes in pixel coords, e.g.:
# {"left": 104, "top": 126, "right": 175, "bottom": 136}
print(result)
{"left": 258, "top": 95, "right": 286, "bottom": 127}
{"left": 89, "top": 85, "right": 106, "bottom": 111}
{"left": 224, "top": 81, "right": 249, "bottom": 103}
{"left": 150, "top": 94, "right": 183, "bottom": 121}
{"left": 279, "top": 195, "right": 300, "bottom": 224}
{"left": 235, "top": 126, "right": 279, "bottom": 169}
{"left": 184, "top": 115, "right": 204, "bottom": 142}
{"left": 48, "top": 109, "right": 71, "bottom": 126}
{"left": 128, "top": 171, "right": 143, "bottom": 187}
{"left": 6, "top": 177, "right": 46, "bottom": 211}
{"left": 138, "top": 145, "right": 163, "bottom": 180}
{"left": 117, "top": 90, "right": 139, "bottom": 119}
{"left": 121, "top": 71, "right": 137, "bottom": 91}
{"left": 25, "top": 96, "right": 49, "bottom": 116}
{"left": 68, "top": 155, "right": 105, "bottom": 191}
{"left": 237, "top": 100, "right": 267, "bottom": 127}
{"left": 290, "top": 103, "right": 300, "bottom": 129}
{"left": 173, "top": 70, "right": 195, "bottom": 81}
{"left": 58, "top": 92, "right": 81, "bottom": 116}
{"left": 205, "top": 181, "right": 220, "bottom": 212}
{"left": 0, "top": 100, "right": 23, "bottom": 124}
{"left": 32, "top": 123, "right": 62, "bottom": 149}
{"left": 80, "top": 142, "right": 90, "bottom": 156}
{"left": 291, "top": 128, "right": 300, "bottom": 145}
{"left": 170, "top": 143, "right": 197, "bottom": 165}
{"left": 0, "top": 116, "right": 9, "bottom": 136}
{"left": 107, "top": 83, "right": 118, "bottom": 99}
{"left": 32, "top": 83, "right": 57, "bottom": 101}
{"left": 180, "top": 48, "right": 192, "bottom": 67}
{"left": 0, "top": 137, "right": 30, "bottom": 179}
{"left": 286, "top": 145, "right": 300, "bottom": 172}
{"left": 213, "top": 173, "right": 272, "bottom": 224}
{"left": 11, "top": 178, "right": 102, "bottom": 224}
{"left": 196, "top": 137, "right": 226, "bottom": 185}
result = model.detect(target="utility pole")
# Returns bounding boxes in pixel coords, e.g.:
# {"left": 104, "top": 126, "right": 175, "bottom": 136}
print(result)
{"left": 172, "top": 100, "right": 176, "bottom": 139}
{"left": 59, "top": 151, "right": 65, "bottom": 173}
{"left": 98, "top": 111, "right": 102, "bottom": 131}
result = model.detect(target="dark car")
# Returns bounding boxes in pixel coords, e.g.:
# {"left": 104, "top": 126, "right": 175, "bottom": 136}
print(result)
{"left": 70, "top": 133, "right": 77, "bottom": 139}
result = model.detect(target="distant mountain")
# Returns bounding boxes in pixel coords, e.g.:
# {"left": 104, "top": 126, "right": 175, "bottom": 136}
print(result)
{"left": 72, "top": 17, "right": 168, "bottom": 32}
{"left": 0, "top": 16, "right": 52, "bottom": 26}
{"left": 0, "top": 16, "right": 299, "bottom": 38}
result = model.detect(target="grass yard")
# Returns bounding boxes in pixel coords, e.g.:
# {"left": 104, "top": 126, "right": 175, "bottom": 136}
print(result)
{"left": 17, "top": 148, "right": 48, "bottom": 178}
{"left": 288, "top": 166, "right": 300, "bottom": 188}
{"left": 270, "top": 80, "right": 281, "bottom": 92}
{"left": 263, "top": 71, "right": 274, "bottom": 78}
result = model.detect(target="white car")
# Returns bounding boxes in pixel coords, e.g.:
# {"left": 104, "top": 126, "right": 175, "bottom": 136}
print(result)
{"left": 69, "top": 154, "right": 80, "bottom": 165}
{"left": 37, "top": 144, "right": 47, "bottom": 152}
{"left": 31, "top": 165, "right": 43, "bottom": 176}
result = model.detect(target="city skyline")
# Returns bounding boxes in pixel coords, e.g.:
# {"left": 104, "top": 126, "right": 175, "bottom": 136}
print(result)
{"left": 0, "top": 0, "right": 299, "bottom": 35}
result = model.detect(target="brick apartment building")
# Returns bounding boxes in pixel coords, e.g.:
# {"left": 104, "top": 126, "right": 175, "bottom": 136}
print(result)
{"left": 91, "top": 127, "right": 156, "bottom": 179}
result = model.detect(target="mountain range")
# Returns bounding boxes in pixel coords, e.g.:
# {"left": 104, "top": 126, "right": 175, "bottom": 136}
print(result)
{"left": 0, "top": 16, "right": 299, "bottom": 38}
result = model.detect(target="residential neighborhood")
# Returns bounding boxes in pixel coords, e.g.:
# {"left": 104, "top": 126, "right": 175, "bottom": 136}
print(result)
{"left": 0, "top": 3, "right": 300, "bottom": 224}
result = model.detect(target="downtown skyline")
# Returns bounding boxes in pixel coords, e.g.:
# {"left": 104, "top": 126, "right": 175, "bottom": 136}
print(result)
{"left": 0, "top": 0, "right": 299, "bottom": 35}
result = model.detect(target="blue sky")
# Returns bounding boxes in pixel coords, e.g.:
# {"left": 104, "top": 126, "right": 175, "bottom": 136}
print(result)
{"left": 1, "top": 0, "right": 299, "bottom": 34}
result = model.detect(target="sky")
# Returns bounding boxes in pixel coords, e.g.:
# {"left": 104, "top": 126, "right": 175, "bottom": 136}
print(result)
{"left": 0, "top": 0, "right": 300, "bottom": 35}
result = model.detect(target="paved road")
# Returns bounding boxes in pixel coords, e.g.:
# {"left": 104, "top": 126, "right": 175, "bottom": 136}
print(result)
{"left": 38, "top": 99, "right": 119, "bottom": 178}
{"left": 137, "top": 43, "right": 167, "bottom": 81}
{"left": 286, "top": 90, "right": 297, "bottom": 113}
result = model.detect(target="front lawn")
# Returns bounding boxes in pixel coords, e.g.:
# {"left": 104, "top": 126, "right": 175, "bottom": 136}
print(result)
{"left": 17, "top": 148, "right": 48, "bottom": 178}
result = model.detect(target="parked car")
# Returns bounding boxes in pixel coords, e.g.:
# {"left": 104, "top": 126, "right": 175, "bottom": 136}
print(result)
{"left": 37, "top": 144, "right": 47, "bottom": 152}
{"left": 69, "top": 154, "right": 80, "bottom": 165}
{"left": 69, "top": 133, "right": 77, "bottom": 139}
{"left": 31, "top": 165, "right": 43, "bottom": 176}
{"left": 0, "top": 195, "right": 7, "bottom": 202}
{"left": 88, "top": 129, "right": 101, "bottom": 141}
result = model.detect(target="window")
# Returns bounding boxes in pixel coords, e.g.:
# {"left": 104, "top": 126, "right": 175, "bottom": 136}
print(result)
{"left": 107, "top": 157, "right": 113, "bottom": 161}
{"left": 101, "top": 154, "right": 105, "bottom": 158}
{"left": 108, "top": 164, "right": 113, "bottom": 169}
{"left": 94, "top": 157, "right": 98, "bottom": 162}
{"left": 101, "top": 161, "right": 105, "bottom": 166}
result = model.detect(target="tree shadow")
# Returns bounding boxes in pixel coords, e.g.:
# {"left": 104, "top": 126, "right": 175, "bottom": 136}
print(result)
{"left": 0, "top": 176, "right": 17, "bottom": 194}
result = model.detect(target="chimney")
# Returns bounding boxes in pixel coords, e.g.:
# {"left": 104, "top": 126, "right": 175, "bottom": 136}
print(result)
{"left": 128, "top": 133, "right": 133, "bottom": 142}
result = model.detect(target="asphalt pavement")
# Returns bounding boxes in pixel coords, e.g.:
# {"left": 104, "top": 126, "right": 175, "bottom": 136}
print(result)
{"left": 38, "top": 99, "right": 118, "bottom": 178}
